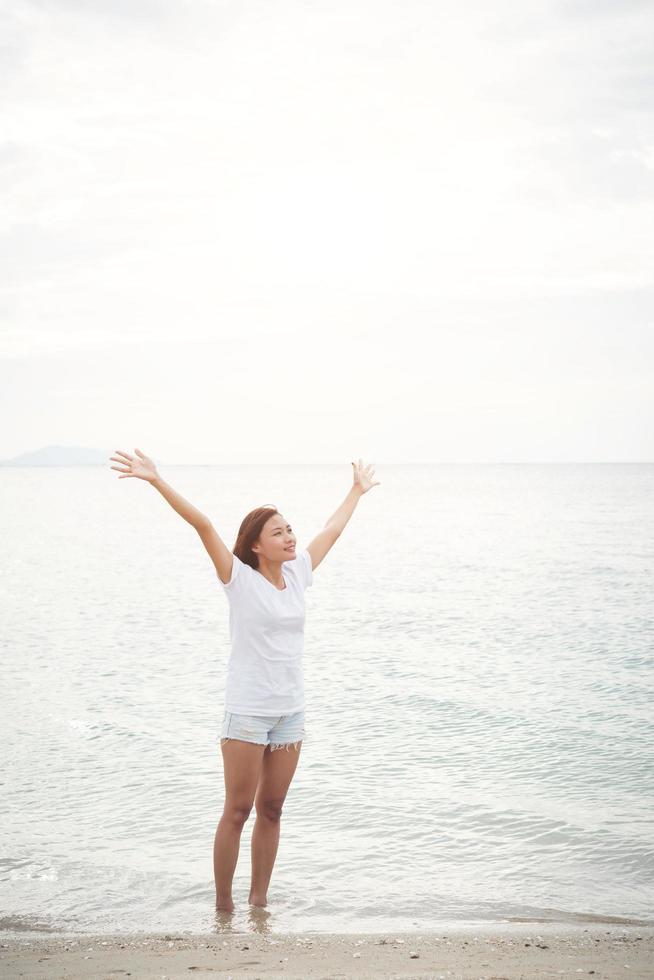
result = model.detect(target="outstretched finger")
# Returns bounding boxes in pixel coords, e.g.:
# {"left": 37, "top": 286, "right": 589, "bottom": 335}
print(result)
{"left": 135, "top": 448, "right": 145, "bottom": 457}
{"left": 114, "top": 449, "right": 133, "bottom": 461}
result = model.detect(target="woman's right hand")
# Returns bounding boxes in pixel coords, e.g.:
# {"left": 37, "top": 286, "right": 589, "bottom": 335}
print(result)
{"left": 109, "top": 448, "right": 160, "bottom": 483}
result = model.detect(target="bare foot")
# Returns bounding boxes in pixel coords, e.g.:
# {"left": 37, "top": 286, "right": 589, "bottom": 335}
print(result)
{"left": 248, "top": 893, "right": 267, "bottom": 907}
{"left": 215, "top": 897, "right": 235, "bottom": 913}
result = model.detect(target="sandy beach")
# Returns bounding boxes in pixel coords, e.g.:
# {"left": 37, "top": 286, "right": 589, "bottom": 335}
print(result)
{"left": 1, "top": 921, "right": 652, "bottom": 979}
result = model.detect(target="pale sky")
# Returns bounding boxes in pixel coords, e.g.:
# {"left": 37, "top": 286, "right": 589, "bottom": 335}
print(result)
{"left": 2, "top": 0, "right": 653, "bottom": 463}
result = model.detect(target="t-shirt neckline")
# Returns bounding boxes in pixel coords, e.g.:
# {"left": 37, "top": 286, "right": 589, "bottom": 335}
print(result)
{"left": 254, "top": 570, "right": 288, "bottom": 592}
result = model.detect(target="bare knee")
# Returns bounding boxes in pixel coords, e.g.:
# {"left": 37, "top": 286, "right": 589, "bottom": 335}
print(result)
{"left": 222, "top": 802, "right": 252, "bottom": 829}
{"left": 256, "top": 798, "right": 284, "bottom": 822}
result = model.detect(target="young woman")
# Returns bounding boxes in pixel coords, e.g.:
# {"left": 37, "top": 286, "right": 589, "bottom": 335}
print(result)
{"left": 109, "top": 448, "right": 380, "bottom": 912}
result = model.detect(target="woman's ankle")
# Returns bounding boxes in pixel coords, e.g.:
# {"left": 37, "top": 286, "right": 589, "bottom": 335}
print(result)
{"left": 215, "top": 894, "right": 234, "bottom": 912}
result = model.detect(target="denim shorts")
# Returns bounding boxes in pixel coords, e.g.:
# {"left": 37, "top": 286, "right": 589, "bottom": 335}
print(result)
{"left": 220, "top": 710, "right": 305, "bottom": 751}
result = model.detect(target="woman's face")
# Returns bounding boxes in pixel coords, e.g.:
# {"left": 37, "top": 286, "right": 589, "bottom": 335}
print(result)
{"left": 253, "top": 513, "right": 297, "bottom": 562}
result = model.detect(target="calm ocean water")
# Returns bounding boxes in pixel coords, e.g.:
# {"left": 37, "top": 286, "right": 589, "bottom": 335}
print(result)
{"left": 1, "top": 463, "right": 653, "bottom": 936}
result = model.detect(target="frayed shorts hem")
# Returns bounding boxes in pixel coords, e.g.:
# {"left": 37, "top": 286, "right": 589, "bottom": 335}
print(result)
{"left": 220, "top": 737, "right": 303, "bottom": 752}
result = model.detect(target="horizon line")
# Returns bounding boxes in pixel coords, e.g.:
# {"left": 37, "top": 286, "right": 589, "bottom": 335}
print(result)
{"left": 2, "top": 460, "right": 654, "bottom": 467}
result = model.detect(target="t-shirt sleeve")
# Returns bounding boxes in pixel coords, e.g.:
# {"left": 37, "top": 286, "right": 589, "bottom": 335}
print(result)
{"left": 295, "top": 547, "right": 313, "bottom": 590}
{"left": 218, "top": 553, "right": 249, "bottom": 597}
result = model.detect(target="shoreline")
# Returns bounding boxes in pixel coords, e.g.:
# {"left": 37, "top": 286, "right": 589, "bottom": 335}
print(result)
{"left": 2, "top": 921, "right": 653, "bottom": 979}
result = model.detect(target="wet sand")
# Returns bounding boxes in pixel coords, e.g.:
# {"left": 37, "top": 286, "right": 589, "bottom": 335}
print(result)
{"left": 1, "top": 921, "right": 653, "bottom": 979}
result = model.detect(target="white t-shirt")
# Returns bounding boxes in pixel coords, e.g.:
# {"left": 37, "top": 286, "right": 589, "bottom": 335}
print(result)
{"left": 219, "top": 548, "right": 313, "bottom": 715}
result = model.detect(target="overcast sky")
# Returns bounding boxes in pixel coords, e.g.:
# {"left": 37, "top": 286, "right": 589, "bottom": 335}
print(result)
{"left": 1, "top": 0, "right": 653, "bottom": 463}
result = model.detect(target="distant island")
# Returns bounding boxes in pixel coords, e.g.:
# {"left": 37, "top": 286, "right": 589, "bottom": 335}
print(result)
{"left": 0, "top": 445, "right": 112, "bottom": 466}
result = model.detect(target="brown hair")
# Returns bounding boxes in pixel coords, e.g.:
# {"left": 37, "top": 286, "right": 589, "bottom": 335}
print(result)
{"left": 233, "top": 505, "right": 280, "bottom": 570}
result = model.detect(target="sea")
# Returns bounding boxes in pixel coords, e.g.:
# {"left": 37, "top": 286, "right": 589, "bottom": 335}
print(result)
{"left": 1, "top": 463, "right": 653, "bottom": 936}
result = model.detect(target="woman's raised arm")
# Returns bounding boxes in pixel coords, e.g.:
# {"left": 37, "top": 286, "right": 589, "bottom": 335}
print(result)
{"left": 306, "top": 458, "right": 380, "bottom": 571}
{"left": 109, "top": 448, "right": 234, "bottom": 583}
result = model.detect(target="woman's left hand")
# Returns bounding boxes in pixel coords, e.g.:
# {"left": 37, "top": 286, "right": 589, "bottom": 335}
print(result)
{"left": 351, "top": 458, "right": 381, "bottom": 494}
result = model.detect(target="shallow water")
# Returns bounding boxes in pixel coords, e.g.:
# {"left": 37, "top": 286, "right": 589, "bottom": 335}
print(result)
{"left": 1, "top": 463, "right": 653, "bottom": 934}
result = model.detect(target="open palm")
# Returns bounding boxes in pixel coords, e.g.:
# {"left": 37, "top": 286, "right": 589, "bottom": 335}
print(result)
{"left": 352, "top": 458, "right": 380, "bottom": 494}
{"left": 109, "top": 448, "right": 159, "bottom": 482}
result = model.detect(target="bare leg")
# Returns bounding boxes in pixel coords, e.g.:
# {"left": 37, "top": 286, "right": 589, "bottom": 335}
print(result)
{"left": 249, "top": 741, "right": 302, "bottom": 907}
{"left": 214, "top": 739, "right": 265, "bottom": 910}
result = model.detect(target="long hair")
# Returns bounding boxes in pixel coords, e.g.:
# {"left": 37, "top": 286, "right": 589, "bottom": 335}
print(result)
{"left": 233, "top": 505, "right": 280, "bottom": 570}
